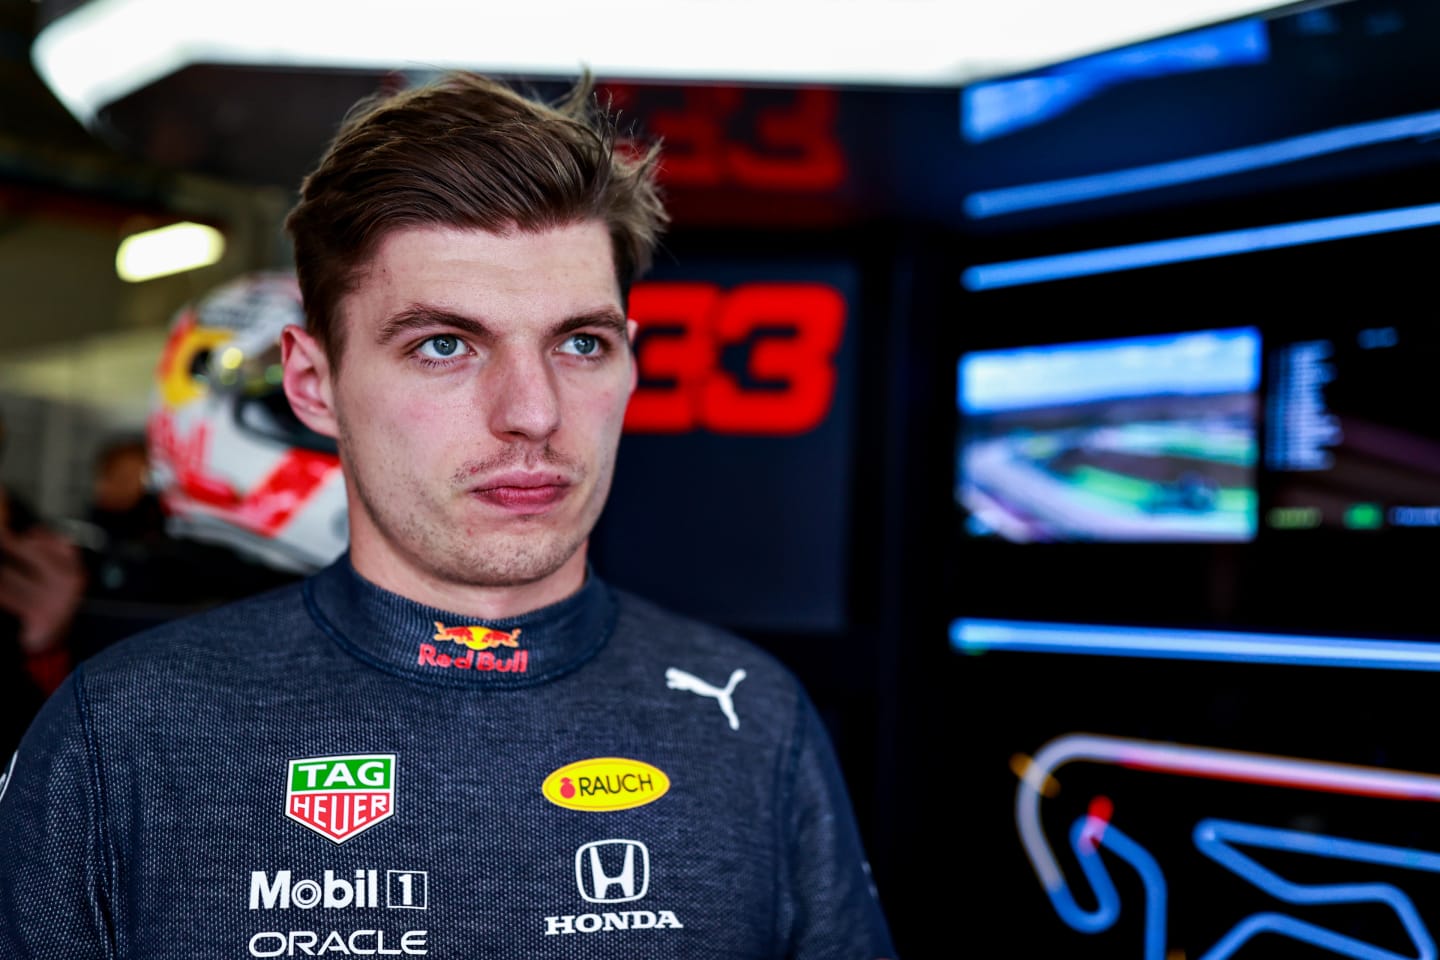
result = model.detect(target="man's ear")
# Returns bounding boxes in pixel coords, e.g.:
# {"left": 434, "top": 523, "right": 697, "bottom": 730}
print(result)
{"left": 281, "top": 325, "right": 339, "bottom": 439}
{"left": 626, "top": 318, "right": 639, "bottom": 396}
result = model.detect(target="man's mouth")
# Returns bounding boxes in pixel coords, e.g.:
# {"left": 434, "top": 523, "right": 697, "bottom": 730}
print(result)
{"left": 469, "top": 472, "right": 572, "bottom": 511}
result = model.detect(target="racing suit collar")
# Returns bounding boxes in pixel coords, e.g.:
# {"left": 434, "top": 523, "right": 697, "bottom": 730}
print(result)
{"left": 302, "top": 552, "right": 616, "bottom": 687}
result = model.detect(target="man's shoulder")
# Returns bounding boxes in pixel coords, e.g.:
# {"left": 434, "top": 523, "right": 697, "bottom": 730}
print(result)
{"left": 610, "top": 585, "right": 752, "bottom": 645}
{"left": 608, "top": 585, "right": 795, "bottom": 679}
{"left": 76, "top": 579, "right": 311, "bottom": 681}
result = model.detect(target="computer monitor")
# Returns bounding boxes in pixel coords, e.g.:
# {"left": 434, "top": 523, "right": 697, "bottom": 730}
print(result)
{"left": 1265, "top": 321, "right": 1440, "bottom": 534}
{"left": 957, "top": 326, "right": 1261, "bottom": 543}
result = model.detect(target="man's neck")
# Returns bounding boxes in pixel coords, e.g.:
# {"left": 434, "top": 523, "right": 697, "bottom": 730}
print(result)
{"left": 349, "top": 544, "right": 589, "bottom": 621}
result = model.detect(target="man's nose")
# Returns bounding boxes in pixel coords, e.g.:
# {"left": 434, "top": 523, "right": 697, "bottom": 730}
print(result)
{"left": 486, "top": 348, "right": 561, "bottom": 441}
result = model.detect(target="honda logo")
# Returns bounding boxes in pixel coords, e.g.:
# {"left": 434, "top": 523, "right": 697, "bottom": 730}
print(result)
{"left": 575, "top": 839, "right": 650, "bottom": 903}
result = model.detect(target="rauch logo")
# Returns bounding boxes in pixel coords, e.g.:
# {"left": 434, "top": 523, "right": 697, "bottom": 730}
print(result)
{"left": 541, "top": 758, "right": 670, "bottom": 812}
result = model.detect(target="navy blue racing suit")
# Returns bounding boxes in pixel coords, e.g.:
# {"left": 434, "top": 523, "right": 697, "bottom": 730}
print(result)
{"left": 0, "top": 556, "right": 895, "bottom": 958}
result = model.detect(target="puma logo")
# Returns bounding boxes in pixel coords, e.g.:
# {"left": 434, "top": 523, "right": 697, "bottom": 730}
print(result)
{"left": 0, "top": 751, "right": 15, "bottom": 805}
{"left": 665, "top": 667, "right": 747, "bottom": 731}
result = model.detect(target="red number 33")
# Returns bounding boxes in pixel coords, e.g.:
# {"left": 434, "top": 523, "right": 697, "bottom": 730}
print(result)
{"left": 625, "top": 282, "right": 845, "bottom": 436}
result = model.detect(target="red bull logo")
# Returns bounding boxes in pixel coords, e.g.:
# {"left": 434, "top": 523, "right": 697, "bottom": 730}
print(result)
{"left": 432, "top": 621, "right": 522, "bottom": 650}
{"left": 417, "top": 644, "right": 529, "bottom": 673}
{"left": 420, "top": 621, "right": 527, "bottom": 673}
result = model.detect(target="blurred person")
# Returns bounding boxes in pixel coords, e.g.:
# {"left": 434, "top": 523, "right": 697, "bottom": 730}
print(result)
{"left": 0, "top": 411, "right": 86, "bottom": 759}
{"left": 69, "top": 274, "right": 348, "bottom": 650}
{"left": 1, "top": 279, "right": 346, "bottom": 753}
{"left": 83, "top": 436, "right": 166, "bottom": 548}
{"left": 0, "top": 72, "right": 895, "bottom": 959}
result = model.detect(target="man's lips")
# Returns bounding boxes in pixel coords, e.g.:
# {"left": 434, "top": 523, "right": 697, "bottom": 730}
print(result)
{"left": 469, "top": 473, "right": 572, "bottom": 511}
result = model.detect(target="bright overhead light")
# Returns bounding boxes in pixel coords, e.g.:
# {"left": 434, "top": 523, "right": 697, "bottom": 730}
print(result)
{"left": 35, "top": 0, "right": 1304, "bottom": 127}
{"left": 116, "top": 221, "right": 225, "bottom": 282}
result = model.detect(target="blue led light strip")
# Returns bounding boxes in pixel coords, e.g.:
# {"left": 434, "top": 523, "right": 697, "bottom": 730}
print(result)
{"left": 960, "top": 201, "right": 1440, "bottom": 291}
{"left": 953, "top": 618, "right": 1440, "bottom": 669}
{"left": 1193, "top": 819, "right": 1440, "bottom": 960}
{"left": 964, "top": 108, "right": 1440, "bottom": 220}
{"left": 1059, "top": 815, "right": 1168, "bottom": 960}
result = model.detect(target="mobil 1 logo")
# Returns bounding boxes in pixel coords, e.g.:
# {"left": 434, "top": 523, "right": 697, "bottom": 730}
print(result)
{"left": 286, "top": 754, "right": 395, "bottom": 843}
{"left": 249, "top": 869, "right": 428, "bottom": 910}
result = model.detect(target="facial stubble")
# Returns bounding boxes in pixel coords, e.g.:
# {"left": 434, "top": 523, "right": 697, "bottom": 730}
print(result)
{"left": 337, "top": 414, "right": 613, "bottom": 590}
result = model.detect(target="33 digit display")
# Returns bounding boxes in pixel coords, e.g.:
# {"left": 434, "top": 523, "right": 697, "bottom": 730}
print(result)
{"left": 625, "top": 282, "right": 845, "bottom": 435}
{"left": 603, "top": 84, "right": 847, "bottom": 193}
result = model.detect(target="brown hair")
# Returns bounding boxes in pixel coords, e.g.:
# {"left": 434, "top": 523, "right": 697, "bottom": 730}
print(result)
{"left": 284, "top": 71, "right": 667, "bottom": 362}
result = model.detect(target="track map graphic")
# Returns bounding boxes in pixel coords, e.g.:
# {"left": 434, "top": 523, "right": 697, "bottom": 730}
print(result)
{"left": 1014, "top": 733, "right": 1440, "bottom": 959}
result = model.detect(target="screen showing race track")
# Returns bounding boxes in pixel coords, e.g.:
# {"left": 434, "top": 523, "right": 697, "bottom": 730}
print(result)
{"left": 957, "top": 327, "right": 1261, "bottom": 543}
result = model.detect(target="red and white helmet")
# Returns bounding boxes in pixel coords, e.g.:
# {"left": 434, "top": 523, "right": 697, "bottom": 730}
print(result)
{"left": 146, "top": 271, "right": 348, "bottom": 574}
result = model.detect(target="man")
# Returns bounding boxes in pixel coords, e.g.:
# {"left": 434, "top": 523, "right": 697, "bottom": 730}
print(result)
{"left": 83, "top": 437, "right": 166, "bottom": 550}
{"left": 0, "top": 73, "right": 895, "bottom": 958}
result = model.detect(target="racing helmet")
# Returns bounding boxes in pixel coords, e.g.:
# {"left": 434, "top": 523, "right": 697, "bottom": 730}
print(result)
{"left": 147, "top": 271, "right": 348, "bottom": 574}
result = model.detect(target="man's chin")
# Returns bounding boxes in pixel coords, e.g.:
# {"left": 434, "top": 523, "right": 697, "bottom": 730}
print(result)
{"left": 439, "top": 539, "right": 584, "bottom": 590}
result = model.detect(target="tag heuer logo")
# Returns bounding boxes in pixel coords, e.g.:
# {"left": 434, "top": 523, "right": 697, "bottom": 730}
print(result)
{"left": 285, "top": 754, "right": 395, "bottom": 843}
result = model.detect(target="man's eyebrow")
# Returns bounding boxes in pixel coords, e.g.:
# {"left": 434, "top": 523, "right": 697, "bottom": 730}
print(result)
{"left": 376, "top": 306, "right": 492, "bottom": 346}
{"left": 375, "top": 305, "right": 629, "bottom": 346}
{"left": 552, "top": 309, "right": 629, "bottom": 338}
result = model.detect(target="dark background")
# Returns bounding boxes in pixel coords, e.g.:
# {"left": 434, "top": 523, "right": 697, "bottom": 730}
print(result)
{"left": 940, "top": 1, "right": 1440, "bottom": 955}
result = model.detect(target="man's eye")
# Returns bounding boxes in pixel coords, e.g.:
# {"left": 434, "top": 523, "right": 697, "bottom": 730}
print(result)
{"left": 418, "top": 335, "right": 462, "bottom": 359}
{"left": 563, "top": 334, "right": 600, "bottom": 356}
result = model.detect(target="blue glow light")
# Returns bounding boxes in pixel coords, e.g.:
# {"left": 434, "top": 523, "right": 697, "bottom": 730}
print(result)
{"left": 960, "top": 201, "right": 1440, "bottom": 291}
{"left": 1194, "top": 819, "right": 1440, "bottom": 960}
{"left": 1057, "top": 816, "right": 1168, "bottom": 960}
{"left": 952, "top": 618, "right": 1440, "bottom": 669}
{"left": 962, "top": 20, "right": 1268, "bottom": 144}
{"left": 1056, "top": 814, "right": 1122, "bottom": 934}
{"left": 965, "top": 107, "right": 1440, "bottom": 219}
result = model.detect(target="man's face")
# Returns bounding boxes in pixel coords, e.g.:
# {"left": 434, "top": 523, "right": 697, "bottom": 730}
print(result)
{"left": 317, "top": 221, "right": 634, "bottom": 597}
{"left": 94, "top": 448, "right": 148, "bottom": 512}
